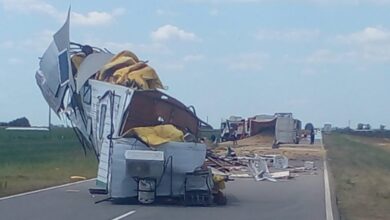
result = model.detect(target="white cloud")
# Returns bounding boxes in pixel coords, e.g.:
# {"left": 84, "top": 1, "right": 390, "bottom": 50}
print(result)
{"left": 70, "top": 8, "right": 125, "bottom": 27}
{"left": 84, "top": 38, "right": 171, "bottom": 55}
{"left": 337, "top": 27, "right": 390, "bottom": 44}
{"left": 255, "top": 29, "right": 320, "bottom": 41}
{"left": 22, "top": 29, "right": 53, "bottom": 50}
{"left": 305, "top": 46, "right": 390, "bottom": 65}
{"left": 2, "top": 0, "right": 57, "bottom": 16}
{"left": 71, "top": 10, "right": 123, "bottom": 26}
{"left": 185, "top": 0, "right": 264, "bottom": 3}
{"left": 308, "top": 27, "right": 390, "bottom": 64}
{"left": 0, "top": 40, "right": 15, "bottom": 49}
{"left": 63, "top": 9, "right": 126, "bottom": 27}
{"left": 1, "top": 0, "right": 125, "bottom": 27}
{"left": 183, "top": 54, "right": 204, "bottom": 62}
{"left": 226, "top": 52, "right": 269, "bottom": 71}
{"left": 356, "top": 44, "right": 390, "bottom": 62}
{"left": 309, "top": 0, "right": 390, "bottom": 5}
{"left": 301, "top": 26, "right": 390, "bottom": 65}
{"left": 151, "top": 25, "right": 200, "bottom": 42}
{"left": 1, "top": 30, "right": 54, "bottom": 52}
{"left": 293, "top": 0, "right": 390, "bottom": 5}
{"left": 186, "top": 0, "right": 390, "bottom": 5}
{"left": 305, "top": 49, "right": 343, "bottom": 64}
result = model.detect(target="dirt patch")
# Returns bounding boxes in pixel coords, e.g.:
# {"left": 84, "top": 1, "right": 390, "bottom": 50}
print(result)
{"left": 213, "top": 134, "right": 324, "bottom": 161}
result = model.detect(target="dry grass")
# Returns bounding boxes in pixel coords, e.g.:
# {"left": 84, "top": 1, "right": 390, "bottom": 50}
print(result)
{"left": 343, "top": 135, "right": 390, "bottom": 153}
{"left": 324, "top": 133, "right": 390, "bottom": 220}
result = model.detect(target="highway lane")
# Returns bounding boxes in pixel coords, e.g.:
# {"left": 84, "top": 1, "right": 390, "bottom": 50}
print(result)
{"left": 0, "top": 179, "right": 141, "bottom": 220}
{"left": 0, "top": 165, "right": 326, "bottom": 220}
{"left": 133, "top": 172, "right": 326, "bottom": 220}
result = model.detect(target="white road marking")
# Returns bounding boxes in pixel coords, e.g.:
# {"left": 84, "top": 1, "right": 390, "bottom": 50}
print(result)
{"left": 324, "top": 159, "right": 334, "bottom": 220}
{"left": 65, "top": 189, "right": 80, "bottom": 192}
{"left": 0, "top": 178, "right": 95, "bottom": 201}
{"left": 111, "top": 210, "right": 136, "bottom": 220}
{"left": 321, "top": 133, "right": 334, "bottom": 220}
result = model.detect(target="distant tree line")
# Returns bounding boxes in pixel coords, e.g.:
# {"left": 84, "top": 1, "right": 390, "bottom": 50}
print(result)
{"left": 333, "top": 127, "right": 390, "bottom": 138}
{"left": 0, "top": 117, "right": 31, "bottom": 127}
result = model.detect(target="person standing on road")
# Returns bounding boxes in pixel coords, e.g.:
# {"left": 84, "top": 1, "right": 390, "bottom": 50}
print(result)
{"left": 310, "top": 128, "right": 315, "bottom": 144}
{"left": 232, "top": 130, "right": 238, "bottom": 146}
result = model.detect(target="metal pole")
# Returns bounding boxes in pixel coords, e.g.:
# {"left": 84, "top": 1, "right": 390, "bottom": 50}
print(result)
{"left": 48, "top": 107, "right": 51, "bottom": 131}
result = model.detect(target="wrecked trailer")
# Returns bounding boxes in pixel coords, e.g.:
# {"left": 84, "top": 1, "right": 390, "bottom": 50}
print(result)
{"left": 247, "top": 115, "right": 277, "bottom": 136}
{"left": 35, "top": 10, "right": 227, "bottom": 206}
{"left": 274, "top": 113, "right": 301, "bottom": 145}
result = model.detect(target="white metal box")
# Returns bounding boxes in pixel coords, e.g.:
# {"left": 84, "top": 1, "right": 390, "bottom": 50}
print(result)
{"left": 125, "top": 150, "right": 164, "bottom": 178}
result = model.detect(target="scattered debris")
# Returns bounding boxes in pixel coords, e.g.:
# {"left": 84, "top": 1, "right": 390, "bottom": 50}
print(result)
{"left": 269, "top": 171, "right": 290, "bottom": 179}
{"left": 247, "top": 156, "right": 291, "bottom": 182}
{"left": 262, "top": 154, "right": 289, "bottom": 169}
{"left": 205, "top": 146, "right": 315, "bottom": 183}
{"left": 230, "top": 173, "right": 252, "bottom": 178}
{"left": 304, "top": 161, "right": 315, "bottom": 170}
{"left": 247, "top": 157, "right": 276, "bottom": 182}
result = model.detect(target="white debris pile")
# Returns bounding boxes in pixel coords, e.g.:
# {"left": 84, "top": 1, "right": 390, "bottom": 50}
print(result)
{"left": 207, "top": 146, "right": 318, "bottom": 182}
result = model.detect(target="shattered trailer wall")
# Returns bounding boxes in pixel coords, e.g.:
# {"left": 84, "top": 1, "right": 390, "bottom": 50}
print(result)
{"left": 35, "top": 11, "right": 217, "bottom": 204}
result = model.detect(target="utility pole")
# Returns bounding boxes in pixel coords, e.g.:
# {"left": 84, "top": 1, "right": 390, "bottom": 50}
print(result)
{"left": 48, "top": 107, "right": 52, "bottom": 131}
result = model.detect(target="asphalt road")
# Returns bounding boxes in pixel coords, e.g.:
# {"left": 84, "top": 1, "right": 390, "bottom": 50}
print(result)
{"left": 0, "top": 167, "right": 326, "bottom": 220}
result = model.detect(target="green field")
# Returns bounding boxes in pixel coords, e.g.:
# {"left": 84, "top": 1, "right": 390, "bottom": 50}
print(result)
{"left": 324, "top": 133, "right": 390, "bottom": 220}
{"left": 0, "top": 127, "right": 97, "bottom": 197}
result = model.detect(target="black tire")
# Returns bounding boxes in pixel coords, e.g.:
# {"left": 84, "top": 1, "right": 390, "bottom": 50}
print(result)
{"left": 213, "top": 191, "right": 227, "bottom": 206}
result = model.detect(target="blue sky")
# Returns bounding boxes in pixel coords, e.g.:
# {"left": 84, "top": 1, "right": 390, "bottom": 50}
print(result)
{"left": 1, "top": 0, "right": 390, "bottom": 129}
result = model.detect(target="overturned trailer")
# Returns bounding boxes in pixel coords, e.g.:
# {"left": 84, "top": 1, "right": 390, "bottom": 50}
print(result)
{"left": 274, "top": 113, "right": 301, "bottom": 145}
{"left": 248, "top": 115, "right": 277, "bottom": 136}
{"left": 228, "top": 113, "right": 301, "bottom": 145}
{"left": 35, "top": 11, "right": 225, "bottom": 205}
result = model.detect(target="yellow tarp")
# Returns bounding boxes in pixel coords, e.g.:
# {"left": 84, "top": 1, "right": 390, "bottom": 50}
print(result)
{"left": 124, "top": 124, "right": 184, "bottom": 147}
{"left": 97, "top": 50, "right": 164, "bottom": 90}
{"left": 213, "top": 175, "right": 226, "bottom": 190}
{"left": 111, "top": 50, "right": 139, "bottom": 63}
